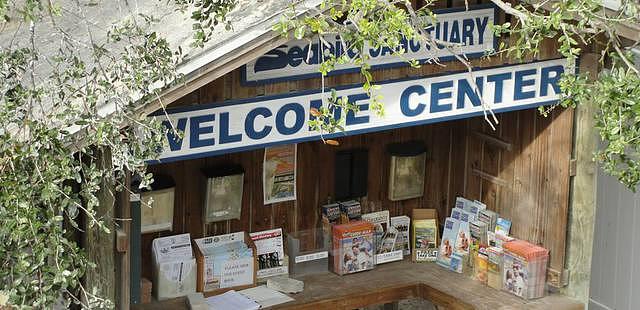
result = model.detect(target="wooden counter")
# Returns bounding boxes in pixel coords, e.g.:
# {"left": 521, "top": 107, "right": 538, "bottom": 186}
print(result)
{"left": 132, "top": 260, "right": 583, "bottom": 310}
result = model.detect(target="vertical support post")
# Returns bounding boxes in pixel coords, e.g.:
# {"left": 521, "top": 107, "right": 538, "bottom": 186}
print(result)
{"left": 561, "top": 53, "right": 599, "bottom": 302}
{"left": 84, "top": 146, "right": 116, "bottom": 305}
{"left": 130, "top": 192, "right": 142, "bottom": 304}
{"left": 115, "top": 171, "right": 131, "bottom": 309}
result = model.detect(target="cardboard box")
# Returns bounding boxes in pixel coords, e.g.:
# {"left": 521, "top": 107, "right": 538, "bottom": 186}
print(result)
{"left": 193, "top": 231, "right": 258, "bottom": 297}
{"left": 140, "top": 277, "right": 152, "bottom": 304}
{"left": 411, "top": 209, "right": 439, "bottom": 262}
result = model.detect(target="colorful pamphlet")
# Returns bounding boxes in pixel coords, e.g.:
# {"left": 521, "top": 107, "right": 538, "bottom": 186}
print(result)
{"left": 321, "top": 203, "right": 341, "bottom": 223}
{"left": 436, "top": 217, "right": 459, "bottom": 269}
{"left": 413, "top": 219, "right": 438, "bottom": 262}
{"left": 450, "top": 252, "right": 464, "bottom": 273}
{"left": 331, "top": 221, "right": 375, "bottom": 275}
{"left": 495, "top": 217, "right": 512, "bottom": 236}
{"left": 487, "top": 246, "right": 503, "bottom": 290}
{"left": 475, "top": 248, "right": 489, "bottom": 284}
{"left": 339, "top": 200, "right": 362, "bottom": 222}
{"left": 390, "top": 215, "right": 411, "bottom": 255}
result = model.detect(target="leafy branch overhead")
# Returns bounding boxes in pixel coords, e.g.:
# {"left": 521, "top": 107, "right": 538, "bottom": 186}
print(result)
{"left": 1, "top": 0, "right": 640, "bottom": 308}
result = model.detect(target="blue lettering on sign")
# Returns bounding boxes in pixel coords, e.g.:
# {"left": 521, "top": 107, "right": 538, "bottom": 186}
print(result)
{"left": 346, "top": 93, "right": 370, "bottom": 125}
{"left": 163, "top": 118, "right": 187, "bottom": 151}
{"left": 457, "top": 77, "right": 484, "bottom": 109}
{"left": 462, "top": 19, "right": 475, "bottom": 45}
{"left": 219, "top": 112, "right": 242, "bottom": 144}
{"left": 276, "top": 103, "right": 305, "bottom": 135}
{"left": 400, "top": 85, "right": 426, "bottom": 117}
{"left": 487, "top": 72, "right": 512, "bottom": 104}
{"left": 190, "top": 114, "right": 215, "bottom": 148}
{"left": 253, "top": 47, "right": 288, "bottom": 73}
{"left": 540, "top": 65, "right": 564, "bottom": 96}
{"left": 514, "top": 69, "right": 537, "bottom": 100}
{"left": 450, "top": 21, "right": 461, "bottom": 43}
{"left": 476, "top": 17, "right": 489, "bottom": 44}
{"left": 431, "top": 81, "right": 453, "bottom": 113}
{"left": 245, "top": 107, "right": 272, "bottom": 140}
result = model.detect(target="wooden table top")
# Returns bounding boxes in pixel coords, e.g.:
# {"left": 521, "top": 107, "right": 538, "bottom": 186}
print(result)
{"left": 132, "top": 260, "right": 583, "bottom": 310}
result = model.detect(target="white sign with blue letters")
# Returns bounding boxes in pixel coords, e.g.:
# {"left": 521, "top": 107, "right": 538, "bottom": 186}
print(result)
{"left": 243, "top": 5, "right": 497, "bottom": 85}
{"left": 152, "top": 58, "right": 570, "bottom": 163}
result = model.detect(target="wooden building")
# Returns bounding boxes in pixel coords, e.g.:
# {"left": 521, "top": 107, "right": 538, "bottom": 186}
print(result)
{"left": 104, "top": 1, "right": 602, "bottom": 309}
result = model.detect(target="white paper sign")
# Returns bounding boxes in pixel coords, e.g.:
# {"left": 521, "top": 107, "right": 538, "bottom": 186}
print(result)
{"left": 152, "top": 58, "right": 571, "bottom": 163}
{"left": 243, "top": 5, "right": 497, "bottom": 84}
{"left": 375, "top": 250, "right": 404, "bottom": 264}
{"left": 294, "top": 251, "right": 329, "bottom": 264}
{"left": 220, "top": 257, "right": 254, "bottom": 288}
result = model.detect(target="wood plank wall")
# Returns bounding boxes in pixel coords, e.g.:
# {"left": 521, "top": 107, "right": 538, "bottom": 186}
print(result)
{"left": 139, "top": 0, "right": 576, "bottom": 283}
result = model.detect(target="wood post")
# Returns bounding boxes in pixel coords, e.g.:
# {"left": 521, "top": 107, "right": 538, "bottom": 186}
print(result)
{"left": 116, "top": 171, "right": 132, "bottom": 309}
{"left": 561, "top": 53, "right": 599, "bottom": 302}
{"left": 84, "top": 147, "right": 116, "bottom": 306}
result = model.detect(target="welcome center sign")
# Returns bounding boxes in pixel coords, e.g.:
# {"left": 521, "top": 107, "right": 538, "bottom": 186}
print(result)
{"left": 152, "top": 58, "right": 571, "bottom": 163}
{"left": 243, "top": 5, "right": 498, "bottom": 84}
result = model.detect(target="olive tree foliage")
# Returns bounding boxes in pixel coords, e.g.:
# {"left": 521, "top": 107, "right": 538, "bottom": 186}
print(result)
{"left": 0, "top": 0, "right": 234, "bottom": 308}
{"left": 274, "top": 0, "right": 640, "bottom": 189}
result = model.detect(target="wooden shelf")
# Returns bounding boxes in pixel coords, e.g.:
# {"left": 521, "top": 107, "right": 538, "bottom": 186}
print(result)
{"left": 132, "top": 259, "right": 583, "bottom": 310}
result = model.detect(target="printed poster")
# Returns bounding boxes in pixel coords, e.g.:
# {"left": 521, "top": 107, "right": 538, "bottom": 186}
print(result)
{"left": 263, "top": 144, "right": 296, "bottom": 204}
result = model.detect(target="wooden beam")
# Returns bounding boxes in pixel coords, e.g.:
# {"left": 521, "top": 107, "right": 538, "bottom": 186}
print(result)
{"left": 472, "top": 131, "right": 513, "bottom": 151}
{"left": 560, "top": 53, "right": 599, "bottom": 303}
{"left": 83, "top": 147, "right": 116, "bottom": 305}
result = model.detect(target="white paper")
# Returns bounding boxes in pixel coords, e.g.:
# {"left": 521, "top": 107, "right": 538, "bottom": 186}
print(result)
{"left": 375, "top": 250, "right": 404, "bottom": 264}
{"left": 205, "top": 290, "right": 260, "bottom": 310}
{"left": 152, "top": 233, "right": 193, "bottom": 263}
{"left": 220, "top": 257, "right": 255, "bottom": 288}
{"left": 294, "top": 251, "right": 328, "bottom": 264}
{"left": 194, "top": 231, "right": 245, "bottom": 251}
{"left": 239, "top": 285, "right": 294, "bottom": 308}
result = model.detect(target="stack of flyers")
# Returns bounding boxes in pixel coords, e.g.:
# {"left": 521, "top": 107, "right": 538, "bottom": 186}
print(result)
{"left": 377, "top": 227, "right": 398, "bottom": 254}
{"left": 478, "top": 209, "right": 498, "bottom": 232}
{"left": 339, "top": 200, "right": 362, "bottom": 221}
{"left": 502, "top": 239, "right": 549, "bottom": 299}
{"left": 361, "top": 210, "right": 390, "bottom": 250}
{"left": 487, "top": 246, "right": 504, "bottom": 290}
{"left": 413, "top": 219, "right": 438, "bottom": 262}
{"left": 332, "top": 221, "right": 375, "bottom": 275}
{"left": 436, "top": 217, "right": 459, "bottom": 269}
{"left": 390, "top": 216, "right": 410, "bottom": 255}
{"left": 495, "top": 217, "right": 512, "bottom": 236}
{"left": 454, "top": 197, "right": 474, "bottom": 210}
{"left": 250, "top": 228, "right": 287, "bottom": 279}
{"left": 454, "top": 213, "right": 471, "bottom": 256}
{"left": 469, "top": 220, "right": 488, "bottom": 270}
{"left": 475, "top": 248, "right": 489, "bottom": 284}
{"left": 321, "top": 203, "right": 341, "bottom": 224}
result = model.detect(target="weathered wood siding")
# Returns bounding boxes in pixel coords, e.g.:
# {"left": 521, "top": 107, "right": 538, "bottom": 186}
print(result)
{"left": 139, "top": 1, "right": 577, "bottom": 284}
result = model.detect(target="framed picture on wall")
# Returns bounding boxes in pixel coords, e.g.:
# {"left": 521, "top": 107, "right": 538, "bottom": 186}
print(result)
{"left": 202, "top": 165, "right": 244, "bottom": 223}
{"left": 388, "top": 141, "right": 427, "bottom": 201}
